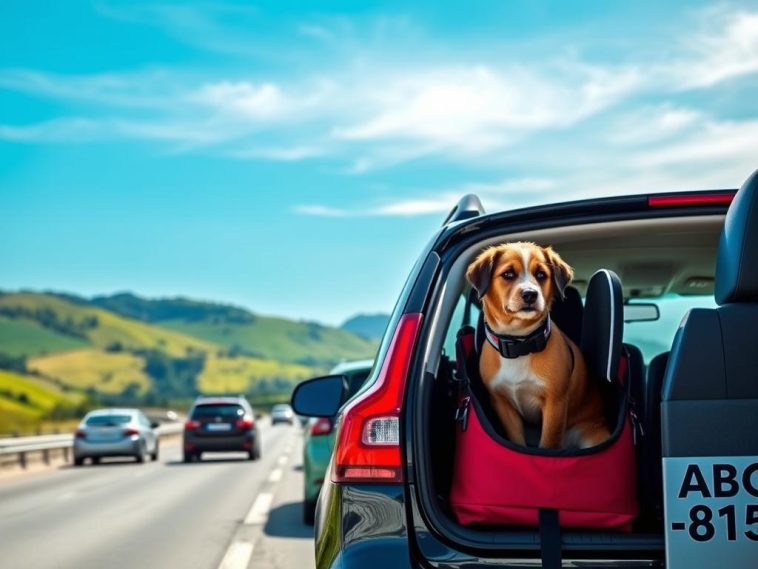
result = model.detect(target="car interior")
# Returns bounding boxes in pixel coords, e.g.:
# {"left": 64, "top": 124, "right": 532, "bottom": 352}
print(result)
{"left": 417, "top": 212, "right": 726, "bottom": 553}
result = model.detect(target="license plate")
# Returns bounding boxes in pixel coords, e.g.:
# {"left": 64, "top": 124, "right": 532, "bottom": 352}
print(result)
{"left": 206, "top": 423, "right": 231, "bottom": 431}
{"left": 663, "top": 456, "right": 758, "bottom": 568}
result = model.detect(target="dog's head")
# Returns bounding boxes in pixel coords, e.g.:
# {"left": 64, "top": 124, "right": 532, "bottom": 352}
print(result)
{"left": 466, "top": 242, "right": 573, "bottom": 332}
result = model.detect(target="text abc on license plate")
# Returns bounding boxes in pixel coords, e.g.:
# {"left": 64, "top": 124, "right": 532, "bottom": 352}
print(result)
{"left": 663, "top": 456, "right": 758, "bottom": 568}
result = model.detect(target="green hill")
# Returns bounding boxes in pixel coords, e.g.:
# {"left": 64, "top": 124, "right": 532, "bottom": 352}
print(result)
{"left": 75, "top": 292, "right": 378, "bottom": 367}
{"left": 0, "top": 292, "right": 216, "bottom": 357}
{"left": 197, "top": 354, "right": 314, "bottom": 393}
{"left": 0, "top": 315, "right": 89, "bottom": 357}
{"left": 28, "top": 349, "right": 152, "bottom": 395}
{"left": 0, "top": 369, "right": 84, "bottom": 434}
{"left": 161, "top": 316, "right": 376, "bottom": 367}
{"left": 0, "top": 291, "right": 378, "bottom": 417}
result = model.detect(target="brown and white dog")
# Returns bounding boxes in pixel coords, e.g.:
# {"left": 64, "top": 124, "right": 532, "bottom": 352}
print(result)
{"left": 466, "top": 242, "right": 610, "bottom": 450}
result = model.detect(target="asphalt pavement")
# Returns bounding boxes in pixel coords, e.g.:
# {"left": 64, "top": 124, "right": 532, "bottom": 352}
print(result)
{"left": 0, "top": 421, "right": 316, "bottom": 569}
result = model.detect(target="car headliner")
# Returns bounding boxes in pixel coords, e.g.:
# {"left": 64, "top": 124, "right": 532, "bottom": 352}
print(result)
{"left": 469, "top": 215, "right": 724, "bottom": 299}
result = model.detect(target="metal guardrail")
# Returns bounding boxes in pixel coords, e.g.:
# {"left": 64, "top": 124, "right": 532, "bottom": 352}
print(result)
{"left": 0, "top": 423, "right": 184, "bottom": 469}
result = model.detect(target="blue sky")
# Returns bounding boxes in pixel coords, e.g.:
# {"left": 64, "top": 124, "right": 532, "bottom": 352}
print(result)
{"left": 2, "top": 1, "right": 757, "bottom": 325}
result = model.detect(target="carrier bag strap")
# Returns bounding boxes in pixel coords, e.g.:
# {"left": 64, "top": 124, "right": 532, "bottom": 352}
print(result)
{"left": 538, "top": 508, "right": 562, "bottom": 569}
{"left": 454, "top": 326, "right": 476, "bottom": 431}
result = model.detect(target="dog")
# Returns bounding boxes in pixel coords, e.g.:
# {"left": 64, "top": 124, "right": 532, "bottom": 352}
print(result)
{"left": 466, "top": 242, "right": 610, "bottom": 450}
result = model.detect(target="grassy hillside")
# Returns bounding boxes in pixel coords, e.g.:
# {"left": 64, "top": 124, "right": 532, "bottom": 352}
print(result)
{"left": 28, "top": 349, "right": 151, "bottom": 395}
{"left": 0, "top": 291, "right": 377, "bottom": 418}
{"left": 0, "top": 293, "right": 216, "bottom": 357}
{"left": 0, "top": 316, "right": 89, "bottom": 357}
{"left": 197, "top": 354, "right": 314, "bottom": 393}
{"left": 82, "top": 292, "right": 378, "bottom": 367}
{"left": 0, "top": 370, "right": 83, "bottom": 411}
{"left": 162, "top": 316, "right": 376, "bottom": 367}
{"left": 0, "top": 397, "right": 40, "bottom": 434}
{"left": 0, "top": 370, "right": 84, "bottom": 434}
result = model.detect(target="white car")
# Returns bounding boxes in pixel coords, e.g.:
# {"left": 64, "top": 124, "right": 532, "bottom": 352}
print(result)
{"left": 74, "top": 408, "right": 159, "bottom": 465}
{"left": 270, "top": 403, "right": 295, "bottom": 425}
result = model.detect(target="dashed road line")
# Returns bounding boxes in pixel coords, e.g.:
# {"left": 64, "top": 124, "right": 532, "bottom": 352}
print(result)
{"left": 217, "top": 541, "right": 254, "bottom": 569}
{"left": 267, "top": 468, "right": 283, "bottom": 483}
{"left": 244, "top": 492, "right": 273, "bottom": 525}
{"left": 217, "top": 428, "right": 300, "bottom": 569}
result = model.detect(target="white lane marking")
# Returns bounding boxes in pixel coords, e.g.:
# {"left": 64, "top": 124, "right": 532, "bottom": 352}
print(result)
{"left": 277, "top": 455, "right": 288, "bottom": 465}
{"left": 59, "top": 491, "right": 76, "bottom": 501}
{"left": 268, "top": 468, "right": 283, "bottom": 483}
{"left": 244, "top": 492, "right": 273, "bottom": 525}
{"left": 217, "top": 541, "right": 254, "bottom": 569}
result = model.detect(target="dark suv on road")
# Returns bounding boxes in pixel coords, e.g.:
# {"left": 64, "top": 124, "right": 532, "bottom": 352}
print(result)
{"left": 183, "top": 396, "right": 261, "bottom": 462}
{"left": 293, "top": 171, "right": 758, "bottom": 568}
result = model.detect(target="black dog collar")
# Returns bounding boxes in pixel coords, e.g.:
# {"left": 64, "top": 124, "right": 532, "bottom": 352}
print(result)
{"left": 484, "top": 317, "right": 551, "bottom": 359}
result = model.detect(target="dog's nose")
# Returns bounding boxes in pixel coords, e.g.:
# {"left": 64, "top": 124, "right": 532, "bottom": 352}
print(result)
{"left": 521, "top": 289, "right": 538, "bottom": 304}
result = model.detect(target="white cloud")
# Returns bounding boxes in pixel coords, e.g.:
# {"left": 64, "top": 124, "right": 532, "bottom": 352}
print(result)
{"left": 0, "top": 118, "right": 103, "bottom": 142}
{"left": 332, "top": 63, "right": 642, "bottom": 155}
{"left": 190, "top": 81, "right": 289, "bottom": 120}
{"left": 293, "top": 204, "right": 348, "bottom": 217}
{"left": 672, "top": 10, "right": 758, "bottom": 88}
{"left": 609, "top": 105, "right": 703, "bottom": 145}
{"left": 234, "top": 145, "right": 325, "bottom": 161}
{"left": 2, "top": 5, "right": 758, "bottom": 189}
{"left": 294, "top": 177, "right": 558, "bottom": 218}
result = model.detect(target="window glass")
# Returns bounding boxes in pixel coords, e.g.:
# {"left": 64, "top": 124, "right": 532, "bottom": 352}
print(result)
{"left": 442, "top": 294, "right": 478, "bottom": 359}
{"left": 191, "top": 404, "right": 244, "bottom": 419}
{"left": 345, "top": 370, "right": 371, "bottom": 399}
{"left": 86, "top": 414, "right": 131, "bottom": 426}
{"left": 623, "top": 294, "right": 717, "bottom": 363}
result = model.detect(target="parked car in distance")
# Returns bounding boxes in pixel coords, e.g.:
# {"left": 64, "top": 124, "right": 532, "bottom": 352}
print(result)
{"left": 74, "top": 408, "right": 159, "bottom": 466}
{"left": 183, "top": 395, "right": 260, "bottom": 462}
{"left": 302, "top": 360, "right": 373, "bottom": 524}
{"left": 271, "top": 403, "right": 296, "bottom": 425}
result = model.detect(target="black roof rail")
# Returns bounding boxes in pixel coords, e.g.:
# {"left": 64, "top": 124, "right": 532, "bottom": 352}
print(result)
{"left": 441, "top": 194, "right": 485, "bottom": 227}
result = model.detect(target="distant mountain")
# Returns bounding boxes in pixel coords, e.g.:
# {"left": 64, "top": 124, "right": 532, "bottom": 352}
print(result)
{"left": 341, "top": 313, "right": 390, "bottom": 340}
{"left": 89, "top": 292, "right": 255, "bottom": 324}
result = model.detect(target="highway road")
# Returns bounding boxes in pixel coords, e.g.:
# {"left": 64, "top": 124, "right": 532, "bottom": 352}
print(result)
{"left": 0, "top": 422, "right": 315, "bottom": 569}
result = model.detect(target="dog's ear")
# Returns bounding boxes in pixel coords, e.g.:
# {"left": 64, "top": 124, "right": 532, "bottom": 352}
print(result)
{"left": 543, "top": 246, "right": 574, "bottom": 301}
{"left": 466, "top": 248, "right": 501, "bottom": 300}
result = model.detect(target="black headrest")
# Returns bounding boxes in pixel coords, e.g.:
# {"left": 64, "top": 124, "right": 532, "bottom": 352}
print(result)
{"left": 550, "top": 285, "right": 583, "bottom": 346}
{"left": 715, "top": 170, "right": 758, "bottom": 304}
{"left": 580, "top": 270, "right": 623, "bottom": 382}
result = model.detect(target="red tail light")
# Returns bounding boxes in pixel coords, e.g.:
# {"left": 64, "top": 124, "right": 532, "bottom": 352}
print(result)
{"left": 235, "top": 418, "right": 254, "bottom": 429}
{"left": 184, "top": 419, "right": 201, "bottom": 430}
{"left": 331, "top": 313, "right": 422, "bottom": 484}
{"left": 123, "top": 428, "right": 139, "bottom": 437}
{"left": 310, "top": 417, "right": 333, "bottom": 436}
{"left": 75, "top": 430, "right": 86, "bottom": 439}
{"left": 648, "top": 192, "right": 735, "bottom": 208}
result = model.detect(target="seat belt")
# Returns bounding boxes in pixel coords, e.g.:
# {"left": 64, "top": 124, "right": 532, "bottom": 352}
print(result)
{"left": 539, "top": 508, "right": 562, "bottom": 569}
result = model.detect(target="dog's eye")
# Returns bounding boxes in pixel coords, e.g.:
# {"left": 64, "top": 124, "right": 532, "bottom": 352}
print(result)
{"left": 535, "top": 270, "right": 547, "bottom": 281}
{"left": 501, "top": 269, "right": 516, "bottom": 280}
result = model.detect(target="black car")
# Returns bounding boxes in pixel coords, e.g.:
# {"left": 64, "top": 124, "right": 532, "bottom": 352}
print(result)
{"left": 292, "top": 171, "right": 758, "bottom": 568}
{"left": 183, "top": 396, "right": 261, "bottom": 462}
